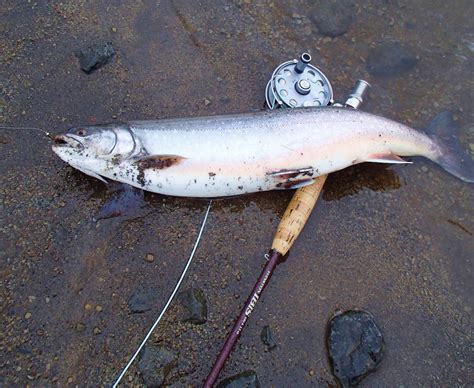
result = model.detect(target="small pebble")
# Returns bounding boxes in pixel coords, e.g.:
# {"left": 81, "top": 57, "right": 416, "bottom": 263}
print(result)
{"left": 138, "top": 345, "right": 177, "bottom": 387}
{"left": 95, "top": 305, "right": 103, "bottom": 312}
{"left": 145, "top": 253, "right": 155, "bottom": 263}
{"left": 75, "top": 42, "right": 115, "bottom": 74}
{"left": 24, "top": 312, "right": 32, "bottom": 319}
{"left": 217, "top": 370, "right": 260, "bottom": 388}
{"left": 260, "top": 325, "right": 277, "bottom": 350}
{"left": 75, "top": 323, "right": 86, "bottom": 332}
{"left": 128, "top": 287, "right": 158, "bottom": 313}
{"left": 177, "top": 288, "right": 208, "bottom": 324}
{"left": 93, "top": 327, "right": 102, "bottom": 335}
{"left": 204, "top": 98, "right": 211, "bottom": 106}
{"left": 84, "top": 303, "right": 92, "bottom": 311}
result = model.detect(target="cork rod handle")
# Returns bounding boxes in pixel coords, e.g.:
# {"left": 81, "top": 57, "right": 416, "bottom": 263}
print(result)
{"left": 271, "top": 175, "right": 327, "bottom": 256}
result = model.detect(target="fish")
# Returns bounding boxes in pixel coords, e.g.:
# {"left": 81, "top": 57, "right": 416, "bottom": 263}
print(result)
{"left": 52, "top": 107, "right": 473, "bottom": 197}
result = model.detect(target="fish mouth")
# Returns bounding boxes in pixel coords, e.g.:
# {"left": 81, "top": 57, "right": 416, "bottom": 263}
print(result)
{"left": 53, "top": 134, "right": 84, "bottom": 150}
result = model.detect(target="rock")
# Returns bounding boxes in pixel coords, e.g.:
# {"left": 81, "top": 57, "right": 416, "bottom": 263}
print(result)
{"left": 327, "top": 310, "right": 384, "bottom": 387}
{"left": 75, "top": 42, "right": 115, "bottom": 74}
{"left": 177, "top": 288, "right": 208, "bottom": 324}
{"left": 138, "top": 345, "right": 177, "bottom": 387}
{"left": 311, "top": 0, "right": 354, "bottom": 37}
{"left": 128, "top": 287, "right": 158, "bottom": 313}
{"left": 260, "top": 325, "right": 277, "bottom": 350}
{"left": 145, "top": 253, "right": 155, "bottom": 263}
{"left": 217, "top": 370, "right": 261, "bottom": 388}
{"left": 367, "top": 42, "right": 417, "bottom": 77}
{"left": 75, "top": 322, "right": 86, "bottom": 332}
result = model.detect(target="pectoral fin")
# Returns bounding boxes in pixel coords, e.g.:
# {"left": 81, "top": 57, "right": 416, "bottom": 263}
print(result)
{"left": 365, "top": 153, "right": 412, "bottom": 164}
{"left": 73, "top": 164, "right": 108, "bottom": 184}
{"left": 135, "top": 154, "right": 186, "bottom": 170}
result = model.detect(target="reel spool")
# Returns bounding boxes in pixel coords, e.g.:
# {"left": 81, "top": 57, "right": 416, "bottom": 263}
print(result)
{"left": 265, "top": 53, "right": 334, "bottom": 110}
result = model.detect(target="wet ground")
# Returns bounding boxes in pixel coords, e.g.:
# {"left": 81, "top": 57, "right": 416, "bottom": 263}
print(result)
{"left": 1, "top": 0, "right": 473, "bottom": 386}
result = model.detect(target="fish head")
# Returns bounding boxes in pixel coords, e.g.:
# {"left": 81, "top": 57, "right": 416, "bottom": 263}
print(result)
{"left": 52, "top": 123, "right": 140, "bottom": 182}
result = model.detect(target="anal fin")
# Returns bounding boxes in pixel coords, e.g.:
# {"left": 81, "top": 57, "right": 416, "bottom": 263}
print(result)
{"left": 267, "top": 167, "right": 314, "bottom": 180}
{"left": 365, "top": 153, "right": 412, "bottom": 164}
{"left": 276, "top": 178, "right": 315, "bottom": 190}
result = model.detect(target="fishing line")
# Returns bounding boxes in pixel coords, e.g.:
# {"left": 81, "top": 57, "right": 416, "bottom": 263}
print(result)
{"left": 0, "top": 126, "right": 54, "bottom": 139}
{"left": 112, "top": 200, "right": 213, "bottom": 388}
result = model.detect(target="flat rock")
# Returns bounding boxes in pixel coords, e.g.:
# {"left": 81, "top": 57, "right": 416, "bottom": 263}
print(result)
{"left": 311, "top": 0, "right": 355, "bottom": 37}
{"left": 217, "top": 370, "right": 261, "bottom": 388}
{"left": 367, "top": 42, "right": 417, "bottom": 76}
{"left": 128, "top": 287, "right": 158, "bottom": 313}
{"left": 327, "top": 310, "right": 384, "bottom": 387}
{"left": 177, "top": 288, "right": 208, "bottom": 324}
{"left": 138, "top": 345, "right": 177, "bottom": 387}
{"left": 75, "top": 42, "right": 115, "bottom": 74}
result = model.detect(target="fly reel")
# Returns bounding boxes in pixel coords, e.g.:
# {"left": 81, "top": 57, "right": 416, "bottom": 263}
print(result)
{"left": 265, "top": 52, "right": 370, "bottom": 110}
{"left": 265, "top": 53, "right": 334, "bottom": 109}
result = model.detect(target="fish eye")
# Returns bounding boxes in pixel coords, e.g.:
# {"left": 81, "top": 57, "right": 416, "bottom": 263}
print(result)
{"left": 76, "top": 128, "right": 87, "bottom": 136}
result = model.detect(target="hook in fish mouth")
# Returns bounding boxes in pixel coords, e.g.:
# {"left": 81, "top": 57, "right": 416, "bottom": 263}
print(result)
{"left": 53, "top": 134, "right": 84, "bottom": 150}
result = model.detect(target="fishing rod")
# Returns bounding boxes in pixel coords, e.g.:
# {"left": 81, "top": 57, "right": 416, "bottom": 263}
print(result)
{"left": 204, "top": 54, "right": 370, "bottom": 387}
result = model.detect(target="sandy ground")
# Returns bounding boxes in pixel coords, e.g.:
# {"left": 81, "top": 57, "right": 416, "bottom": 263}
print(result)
{"left": 1, "top": 0, "right": 473, "bottom": 386}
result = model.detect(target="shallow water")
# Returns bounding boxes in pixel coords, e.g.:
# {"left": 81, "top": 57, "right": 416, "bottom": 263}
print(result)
{"left": 1, "top": 1, "right": 473, "bottom": 386}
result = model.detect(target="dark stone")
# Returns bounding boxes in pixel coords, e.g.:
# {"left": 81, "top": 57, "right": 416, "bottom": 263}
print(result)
{"left": 128, "top": 287, "right": 158, "bottom": 313}
{"left": 177, "top": 288, "right": 208, "bottom": 324}
{"left": 260, "top": 325, "right": 277, "bottom": 350}
{"left": 75, "top": 42, "right": 115, "bottom": 74}
{"left": 327, "top": 310, "right": 384, "bottom": 387}
{"left": 138, "top": 345, "right": 177, "bottom": 387}
{"left": 367, "top": 42, "right": 417, "bottom": 77}
{"left": 311, "top": 0, "right": 355, "bottom": 37}
{"left": 217, "top": 370, "right": 261, "bottom": 388}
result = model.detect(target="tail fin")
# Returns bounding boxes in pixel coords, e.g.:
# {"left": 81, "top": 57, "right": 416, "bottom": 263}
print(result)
{"left": 425, "top": 111, "right": 473, "bottom": 183}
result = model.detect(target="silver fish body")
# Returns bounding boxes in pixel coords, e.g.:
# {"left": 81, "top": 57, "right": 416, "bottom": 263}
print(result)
{"left": 52, "top": 107, "right": 472, "bottom": 197}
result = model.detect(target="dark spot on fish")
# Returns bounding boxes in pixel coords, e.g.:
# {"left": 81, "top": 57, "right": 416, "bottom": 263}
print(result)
{"left": 238, "top": 186, "right": 243, "bottom": 190}
{"left": 208, "top": 172, "right": 216, "bottom": 177}
{"left": 137, "top": 167, "right": 146, "bottom": 187}
{"left": 136, "top": 155, "right": 184, "bottom": 171}
{"left": 111, "top": 155, "right": 122, "bottom": 165}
